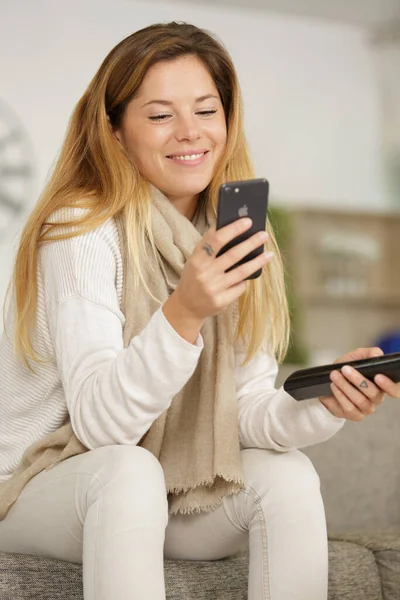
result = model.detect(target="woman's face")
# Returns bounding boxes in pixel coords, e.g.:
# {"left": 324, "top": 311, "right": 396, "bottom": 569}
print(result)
{"left": 113, "top": 55, "right": 227, "bottom": 208}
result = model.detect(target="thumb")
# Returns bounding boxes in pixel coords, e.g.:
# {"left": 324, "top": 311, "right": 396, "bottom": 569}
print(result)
{"left": 335, "top": 346, "right": 384, "bottom": 364}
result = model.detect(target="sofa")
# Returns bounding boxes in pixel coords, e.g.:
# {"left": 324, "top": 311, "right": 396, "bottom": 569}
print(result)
{"left": 1, "top": 368, "right": 399, "bottom": 600}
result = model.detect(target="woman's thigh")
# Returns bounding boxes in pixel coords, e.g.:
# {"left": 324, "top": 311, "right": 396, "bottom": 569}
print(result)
{"left": 0, "top": 445, "right": 168, "bottom": 564}
{"left": 164, "top": 448, "right": 323, "bottom": 562}
{"left": 0, "top": 453, "right": 93, "bottom": 562}
{"left": 164, "top": 490, "right": 248, "bottom": 561}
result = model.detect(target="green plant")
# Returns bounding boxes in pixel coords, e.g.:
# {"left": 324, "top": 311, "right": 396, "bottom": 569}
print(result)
{"left": 269, "top": 205, "right": 309, "bottom": 365}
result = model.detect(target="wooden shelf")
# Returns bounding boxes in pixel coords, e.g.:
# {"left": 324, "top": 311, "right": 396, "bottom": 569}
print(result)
{"left": 282, "top": 207, "right": 400, "bottom": 356}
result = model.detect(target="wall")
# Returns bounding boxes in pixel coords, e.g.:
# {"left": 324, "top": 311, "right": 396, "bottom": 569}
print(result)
{"left": 0, "top": 0, "right": 389, "bottom": 314}
{"left": 374, "top": 35, "right": 400, "bottom": 203}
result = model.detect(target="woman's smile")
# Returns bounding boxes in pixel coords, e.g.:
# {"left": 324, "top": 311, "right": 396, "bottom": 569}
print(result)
{"left": 112, "top": 55, "right": 227, "bottom": 213}
{"left": 166, "top": 149, "right": 210, "bottom": 166}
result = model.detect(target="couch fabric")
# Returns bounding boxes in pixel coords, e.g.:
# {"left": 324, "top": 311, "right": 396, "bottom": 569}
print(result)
{"left": 0, "top": 539, "right": 394, "bottom": 600}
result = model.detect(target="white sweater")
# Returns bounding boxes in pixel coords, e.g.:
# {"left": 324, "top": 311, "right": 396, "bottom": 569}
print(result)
{"left": 0, "top": 213, "right": 344, "bottom": 482}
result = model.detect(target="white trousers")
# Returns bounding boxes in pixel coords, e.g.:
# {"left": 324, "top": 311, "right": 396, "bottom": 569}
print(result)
{"left": 0, "top": 446, "right": 328, "bottom": 600}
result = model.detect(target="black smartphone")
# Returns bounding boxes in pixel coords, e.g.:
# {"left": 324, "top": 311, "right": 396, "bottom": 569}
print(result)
{"left": 284, "top": 352, "right": 400, "bottom": 401}
{"left": 216, "top": 178, "right": 269, "bottom": 280}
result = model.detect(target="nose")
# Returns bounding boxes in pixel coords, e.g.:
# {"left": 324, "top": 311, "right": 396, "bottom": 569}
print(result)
{"left": 174, "top": 113, "right": 201, "bottom": 143}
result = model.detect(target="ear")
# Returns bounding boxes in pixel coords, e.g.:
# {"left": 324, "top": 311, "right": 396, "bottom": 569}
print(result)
{"left": 107, "top": 115, "right": 124, "bottom": 145}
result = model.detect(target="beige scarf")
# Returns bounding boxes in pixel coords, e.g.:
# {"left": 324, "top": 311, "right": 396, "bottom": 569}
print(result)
{"left": 0, "top": 187, "right": 244, "bottom": 520}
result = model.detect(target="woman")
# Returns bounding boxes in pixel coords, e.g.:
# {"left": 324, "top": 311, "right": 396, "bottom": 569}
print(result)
{"left": 0, "top": 22, "right": 398, "bottom": 600}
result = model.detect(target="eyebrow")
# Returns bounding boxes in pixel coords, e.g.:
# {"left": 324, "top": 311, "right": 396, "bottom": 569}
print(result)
{"left": 140, "top": 94, "right": 219, "bottom": 108}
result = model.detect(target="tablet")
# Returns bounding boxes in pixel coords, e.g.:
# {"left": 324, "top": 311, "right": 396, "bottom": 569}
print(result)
{"left": 283, "top": 352, "right": 400, "bottom": 401}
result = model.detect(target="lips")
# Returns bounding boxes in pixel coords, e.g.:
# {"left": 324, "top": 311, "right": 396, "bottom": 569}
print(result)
{"left": 166, "top": 150, "right": 209, "bottom": 162}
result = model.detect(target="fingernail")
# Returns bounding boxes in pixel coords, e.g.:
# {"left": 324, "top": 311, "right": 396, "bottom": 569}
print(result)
{"left": 264, "top": 251, "right": 274, "bottom": 259}
{"left": 342, "top": 365, "right": 353, "bottom": 377}
{"left": 242, "top": 218, "right": 252, "bottom": 227}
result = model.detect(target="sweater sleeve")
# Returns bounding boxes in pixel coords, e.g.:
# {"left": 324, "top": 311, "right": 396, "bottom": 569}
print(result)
{"left": 236, "top": 347, "right": 345, "bottom": 451}
{"left": 40, "top": 215, "right": 203, "bottom": 449}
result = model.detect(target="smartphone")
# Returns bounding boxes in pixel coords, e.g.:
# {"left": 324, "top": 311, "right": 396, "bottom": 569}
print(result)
{"left": 284, "top": 352, "right": 400, "bottom": 401}
{"left": 216, "top": 178, "right": 269, "bottom": 280}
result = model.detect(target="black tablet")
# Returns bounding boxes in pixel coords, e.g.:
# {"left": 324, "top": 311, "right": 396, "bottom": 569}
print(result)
{"left": 283, "top": 352, "right": 400, "bottom": 401}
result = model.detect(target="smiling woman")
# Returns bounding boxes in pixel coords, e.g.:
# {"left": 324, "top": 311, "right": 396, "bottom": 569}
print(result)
{"left": 1, "top": 20, "right": 396, "bottom": 600}
{"left": 11, "top": 21, "right": 289, "bottom": 367}
{"left": 111, "top": 56, "right": 227, "bottom": 219}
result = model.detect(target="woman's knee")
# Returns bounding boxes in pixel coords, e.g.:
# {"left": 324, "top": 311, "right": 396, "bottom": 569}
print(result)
{"left": 87, "top": 444, "right": 165, "bottom": 486}
{"left": 241, "top": 448, "right": 320, "bottom": 499}
{"left": 77, "top": 445, "right": 168, "bottom": 526}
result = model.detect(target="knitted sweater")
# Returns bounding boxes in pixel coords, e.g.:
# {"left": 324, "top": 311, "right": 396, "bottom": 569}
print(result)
{"left": 0, "top": 212, "right": 344, "bottom": 482}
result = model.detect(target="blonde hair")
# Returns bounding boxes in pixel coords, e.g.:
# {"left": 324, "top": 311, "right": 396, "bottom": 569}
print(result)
{"left": 8, "top": 22, "right": 289, "bottom": 366}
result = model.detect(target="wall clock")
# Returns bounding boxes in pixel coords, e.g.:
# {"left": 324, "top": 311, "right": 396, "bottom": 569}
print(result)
{"left": 0, "top": 98, "right": 35, "bottom": 240}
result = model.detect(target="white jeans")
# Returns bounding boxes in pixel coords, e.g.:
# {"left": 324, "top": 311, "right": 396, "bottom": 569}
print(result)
{"left": 0, "top": 445, "right": 328, "bottom": 600}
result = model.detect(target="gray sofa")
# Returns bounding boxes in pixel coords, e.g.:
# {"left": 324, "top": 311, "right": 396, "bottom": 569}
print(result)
{"left": 1, "top": 374, "right": 399, "bottom": 600}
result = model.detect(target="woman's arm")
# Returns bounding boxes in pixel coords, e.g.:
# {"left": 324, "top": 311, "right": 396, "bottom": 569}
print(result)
{"left": 236, "top": 348, "right": 345, "bottom": 451}
{"left": 42, "top": 215, "right": 203, "bottom": 450}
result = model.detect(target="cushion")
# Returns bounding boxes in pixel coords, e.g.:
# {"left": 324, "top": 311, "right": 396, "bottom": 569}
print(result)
{"left": 331, "top": 532, "right": 400, "bottom": 600}
{"left": 0, "top": 540, "right": 385, "bottom": 600}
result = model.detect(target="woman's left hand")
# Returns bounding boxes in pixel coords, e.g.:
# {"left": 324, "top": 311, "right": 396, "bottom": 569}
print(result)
{"left": 319, "top": 347, "right": 400, "bottom": 421}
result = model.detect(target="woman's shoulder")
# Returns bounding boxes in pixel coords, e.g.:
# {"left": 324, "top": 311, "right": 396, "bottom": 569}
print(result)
{"left": 45, "top": 204, "right": 117, "bottom": 231}
{"left": 38, "top": 207, "right": 124, "bottom": 313}
{"left": 46, "top": 204, "right": 90, "bottom": 224}
{"left": 42, "top": 205, "right": 121, "bottom": 250}
{"left": 39, "top": 206, "right": 122, "bottom": 289}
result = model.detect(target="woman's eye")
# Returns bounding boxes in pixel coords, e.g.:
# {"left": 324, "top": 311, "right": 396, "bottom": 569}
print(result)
{"left": 148, "top": 109, "right": 217, "bottom": 122}
{"left": 148, "top": 114, "right": 171, "bottom": 122}
{"left": 197, "top": 110, "right": 217, "bottom": 116}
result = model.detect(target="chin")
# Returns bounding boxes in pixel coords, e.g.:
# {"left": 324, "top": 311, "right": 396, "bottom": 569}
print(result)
{"left": 163, "top": 179, "right": 212, "bottom": 199}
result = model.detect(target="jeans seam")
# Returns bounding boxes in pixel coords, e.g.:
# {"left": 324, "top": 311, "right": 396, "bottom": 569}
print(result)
{"left": 243, "top": 485, "right": 271, "bottom": 600}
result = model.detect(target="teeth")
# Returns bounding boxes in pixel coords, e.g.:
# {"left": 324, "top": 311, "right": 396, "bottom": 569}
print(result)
{"left": 170, "top": 153, "right": 205, "bottom": 161}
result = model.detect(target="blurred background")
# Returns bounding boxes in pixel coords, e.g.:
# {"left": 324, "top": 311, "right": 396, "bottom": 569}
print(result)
{"left": 1, "top": 0, "right": 399, "bottom": 366}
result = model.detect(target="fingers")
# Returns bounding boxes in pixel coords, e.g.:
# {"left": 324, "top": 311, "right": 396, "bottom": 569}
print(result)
{"left": 214, "top": 229, "right": 269, "bottom": 274}
{"left": 374, "top": 374, "right": 400, "bottom": 398}
{"left": 334, "top": 346, "right": 383, "bottom": 364}
{"left": 196, "top": 218, "right": 273, "bottom": 282}
{"left": 222, "top": 250, "right": 274, "bottom": 285}
{"left": 340, "top": 365, "right": 384, "bottom": 406}
{"left": 328, "top": 383, "right": 366, "bottom": 421}
{"left": 366, "top": 347, "right": 385, "bottom": 358}
{"left": 329, "top": 366, "right": 384, "bottom": 419}
{"left": 217, "top": 279, "right": 248, "bottom": 307}
{"left": 199, "top": 218, "right": 253, "bottom": 259}
{"left": 179, "top": 218, "right": 270, "bottom": 321}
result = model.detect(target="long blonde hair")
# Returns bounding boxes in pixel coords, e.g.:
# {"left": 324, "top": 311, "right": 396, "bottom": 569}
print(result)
{"left": 9, "top": 22, "right": 289, "bottom": 366}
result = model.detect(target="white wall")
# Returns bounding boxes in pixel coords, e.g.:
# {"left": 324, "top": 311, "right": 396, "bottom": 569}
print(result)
{"left": 0, "top": 0, "right": 389, "bottom": 312}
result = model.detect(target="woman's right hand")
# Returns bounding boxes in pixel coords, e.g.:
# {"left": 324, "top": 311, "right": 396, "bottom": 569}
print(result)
{"left": 171, "top": 218, "right": 273, "bottom": 321}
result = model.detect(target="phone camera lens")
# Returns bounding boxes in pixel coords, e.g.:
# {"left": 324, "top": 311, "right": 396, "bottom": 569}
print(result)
{"left": 225, "top": 187, "right": 231, "bottom": 193}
